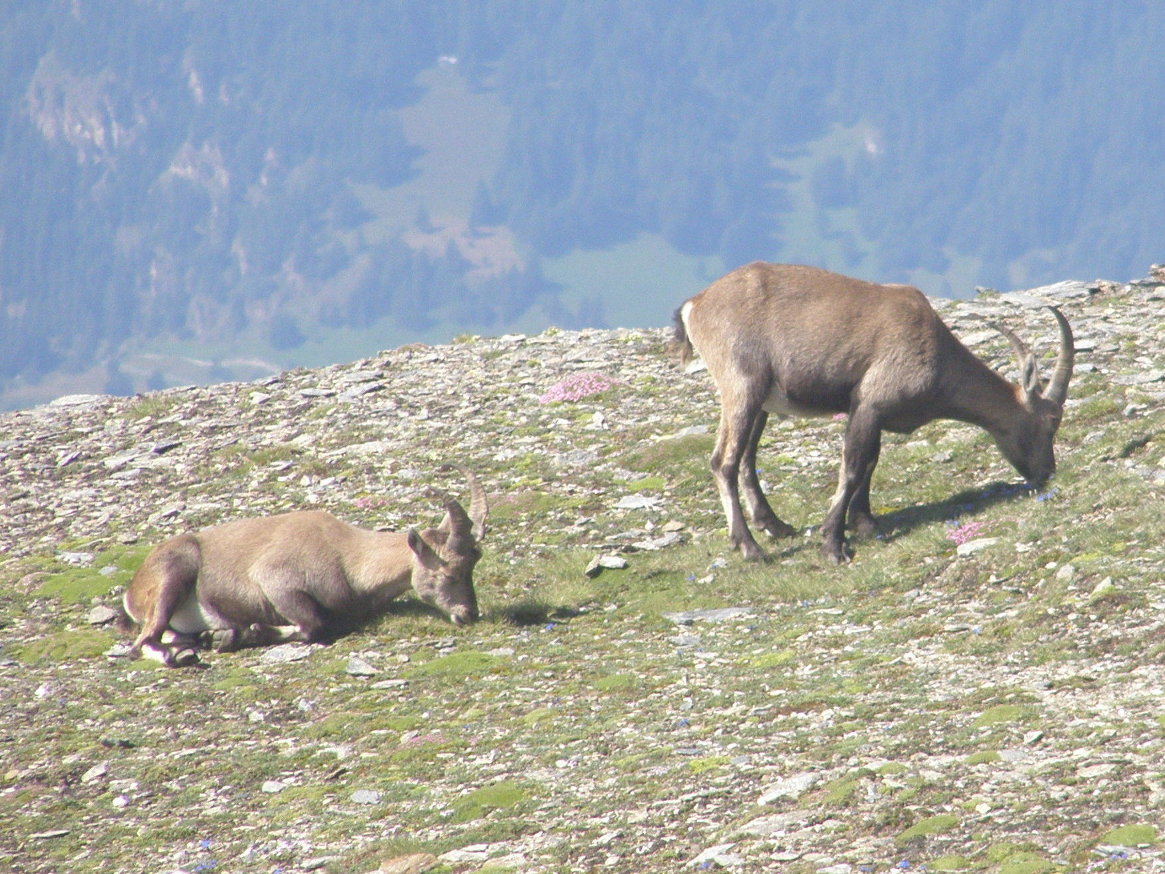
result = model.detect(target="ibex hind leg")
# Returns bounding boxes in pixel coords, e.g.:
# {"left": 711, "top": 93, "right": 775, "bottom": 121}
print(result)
{"left": 739, "top": 411, "right": 797, "bottom": 539}
{"left": 127, "top": 535, "right": 202, "bottom": 664}
{"left": 845, "top": 465, "right": 880, "bottom": 538}
{"left": 711, "top": 397, "right": 768, "bottom": 561}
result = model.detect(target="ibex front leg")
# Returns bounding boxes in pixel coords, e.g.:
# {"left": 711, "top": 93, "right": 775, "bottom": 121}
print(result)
{"left": 821, "top": 411, "right": 882, "bottom": 564}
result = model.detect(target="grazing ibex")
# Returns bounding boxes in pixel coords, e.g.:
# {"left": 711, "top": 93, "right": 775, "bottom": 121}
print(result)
{"left": 674, "top": 263, "right": 1074, "bottom": 564}
{"left": 122, "top": 471, "right": 488, "bottom": 666}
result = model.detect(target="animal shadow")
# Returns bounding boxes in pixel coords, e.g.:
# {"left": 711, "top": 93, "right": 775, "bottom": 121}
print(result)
{"left": 872, "top": 480, "right": 1033, "bottom": 545}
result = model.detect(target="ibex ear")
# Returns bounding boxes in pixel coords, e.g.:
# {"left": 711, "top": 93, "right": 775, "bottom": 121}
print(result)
{"left": 407, "top": 528, "right": 442, "bottom": 568}
{"left": 1021, "top": 355, "right": 1042, "bottom": 403}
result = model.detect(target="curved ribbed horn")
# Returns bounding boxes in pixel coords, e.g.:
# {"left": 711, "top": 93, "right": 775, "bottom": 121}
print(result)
{"left": 1044, "top": 306, "right": 1074, "bottom": 406}
{"left": 430, "top": 486, "right": 473, "bottom": 546}
{"left": 462, "top": 468, "right": 488, "bottom": 542}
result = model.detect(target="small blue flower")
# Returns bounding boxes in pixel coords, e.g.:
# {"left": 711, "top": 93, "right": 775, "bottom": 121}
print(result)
{"left": 199, "top": 839, "right": 212, "bottom": 850}
{"left": 896, "top": 860, "right": 911, "bottom": 870}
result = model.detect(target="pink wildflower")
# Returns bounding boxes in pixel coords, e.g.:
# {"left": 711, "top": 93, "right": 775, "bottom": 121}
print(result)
{"left": 539, "top": 371, "right": 616, "bottom": 404}
{"left": 946, "top": 520, "right": 986, "bottom": 545}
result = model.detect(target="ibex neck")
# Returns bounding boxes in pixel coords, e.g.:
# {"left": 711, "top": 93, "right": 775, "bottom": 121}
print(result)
{"left": 348, "top": 530, "right": 414, "bottom": 597}
{"left": 943, "top": 352, "right": 1027, "bottom": 435}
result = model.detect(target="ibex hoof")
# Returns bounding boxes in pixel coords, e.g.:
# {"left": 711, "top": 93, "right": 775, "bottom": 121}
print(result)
{"left": 822, "top": 541, "right": 853, "bottom": 565}
{"left": 761, "top": 520, "right": 798, "bottom": 539}
{"left": 849, "top": 515, "right": 879, "bottom": 538}
{"left": 737, "top": 541, "right": 766, "bottom": 562}
{"left": 201, "top": 628, "right": 240, "bottom": 653}
{"left": 168, "top": 647, "right": 201, "bottom": 668}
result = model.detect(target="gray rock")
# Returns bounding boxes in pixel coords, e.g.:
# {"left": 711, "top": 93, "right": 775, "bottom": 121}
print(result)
{"left": 758, "top": 772, "right": 819, "bottom": 803}
{"left": 956, "top": 537, "right": 999, "bottom": 556}
{"left": 87, "top": 605, "right": 119, "bottom": 626}
{"left": 615, "top": 494, "right": 661, "bottom": 511}
{"left": 261, "top": 643, "right": 314, "bottom": 663}
{"left": 662, "top": 607, "right": 754, "bottom": 625}
{"left": 585, "top": 554, "right": 628, "bottom": 577}
{"left": 346, "top": 656, "right": 379, "bottom": 676}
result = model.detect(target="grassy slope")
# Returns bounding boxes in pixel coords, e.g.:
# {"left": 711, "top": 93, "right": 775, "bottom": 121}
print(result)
{"left": 0, "top": 284, "right": 1163, "bottom": 873}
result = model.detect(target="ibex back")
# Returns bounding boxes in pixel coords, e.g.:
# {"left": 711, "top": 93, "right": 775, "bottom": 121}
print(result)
{"left": 674, "top": 262, "right": 1074, "bottom": 563}
{"left": 122, "top": 470, "right": 488, "bottom": 666}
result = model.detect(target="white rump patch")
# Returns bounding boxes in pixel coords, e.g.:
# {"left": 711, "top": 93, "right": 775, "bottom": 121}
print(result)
{"left": 168, "top": 597, "right": 223, "bottom": 634}
{"left": 679, "top": 301, "right": 708, "bottom": 373}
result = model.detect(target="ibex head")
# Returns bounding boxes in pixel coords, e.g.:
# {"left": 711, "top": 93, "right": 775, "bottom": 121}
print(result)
{"left": 409, "top": 469, "right": 489, "bottom": 626}
{"left": 990, "top": 306, "right": 1074, "bottom": 489}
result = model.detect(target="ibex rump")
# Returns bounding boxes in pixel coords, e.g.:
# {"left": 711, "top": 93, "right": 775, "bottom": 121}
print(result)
{"left": 674, "top": 263, "right": 1074, "bottom": 563}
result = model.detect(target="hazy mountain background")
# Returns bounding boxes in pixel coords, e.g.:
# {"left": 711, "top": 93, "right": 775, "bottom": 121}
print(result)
{"left": 2, "top": 1, "right": 1162, "bottom": 409}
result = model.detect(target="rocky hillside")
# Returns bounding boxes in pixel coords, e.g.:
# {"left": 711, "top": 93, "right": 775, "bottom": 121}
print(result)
{"left": 1, "top": 270, "right": 1164, "bottom": 873}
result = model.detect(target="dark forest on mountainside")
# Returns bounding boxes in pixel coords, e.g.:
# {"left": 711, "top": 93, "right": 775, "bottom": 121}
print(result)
{"left": 2, "top": 2, "right": 1162, "bottom": 406}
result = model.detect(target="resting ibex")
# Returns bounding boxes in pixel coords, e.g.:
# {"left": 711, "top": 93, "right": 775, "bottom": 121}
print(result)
{"left": 122, "top": 471, "right": 488, "bottom": 666}
{"left": 674, "top": 263, "right": 1074, "bottom": 564}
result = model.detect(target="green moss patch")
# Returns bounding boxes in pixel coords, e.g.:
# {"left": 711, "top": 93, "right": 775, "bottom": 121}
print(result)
{"left": 929, "top": 856, "right": 972, "bottom": 871}
{"left": 405, "top": 651, "right": 509, "bottom": 680}
{"left": 896, "top": 813, "right": 959, "bottom": 843}
{"left": 14, "top": 628, "right": 113, "bottom": 663}
{"left": 451, "top": 780, "right": 529, "bottom": 823}
{"left": 1099, "top": 824, "right": 1158, "bottom": 847}
{"left": 972, "top": 704, "right": 1037, "bottom": 728}
{"left": 593, "top": 673, "right": 638, "bottom": 693}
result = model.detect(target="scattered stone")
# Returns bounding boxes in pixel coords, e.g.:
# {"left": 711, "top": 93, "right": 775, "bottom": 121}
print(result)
{"left": 302, "top": 858, "right": 337, "bottom": 871}
{"left": 147, "top": 504, "right": 184, "bottom": 525}
{"left": 1088, "top": 577, "right": 1117, "bottom": 602}
{"left": 80, "top": 763, "right": 108, "bottom": 783}
{"left": 350, "top": 789, "right": 381, "bottom": 804}
{"left": 1113, "top": 370, "right": 1165, "bottom": 385}
{"left": 346, "top": 656, "right": 379, "bottom": 677}
{"left": 615, "top": 494, "right": 661, "bottom": 511}
{"left": 260, "top": 643, "right": 315, "bottom": 663}
{"left": 87, "top": 605, "right": 119, "bottom": 626}
{"left": 585, "top": 554, "right": 628, "bottom": 577}
{"left": 49, "top": 394, "right": 104, "bottom": 407}
{"left": 261, "top": 780, "right": 287, "bottom": 793}
{"left": 371, "top": 678, "right": 410, "bottom": 690}
{"left": 956, "top": 536, "right": 999, "bottom": 556}
{"left": 690, "top": 843, "right": 744, "bottom": 868}
{"left": 662, "top": 607, "right": 754, "bottom": 625}
{"left": 439, "top": 844, "right": 494, "bottom": 864}
{"left": 758, "top": 772, "right": 819, "bottom": 804}
{"left": 632, "top": 531, "right": 683, "bottom": 551}
{"left": 1078, "top": 763, "right": 1118, "bottom": 779}
{"left": 378, "top": 853, "right": 438, "bottom": 874}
